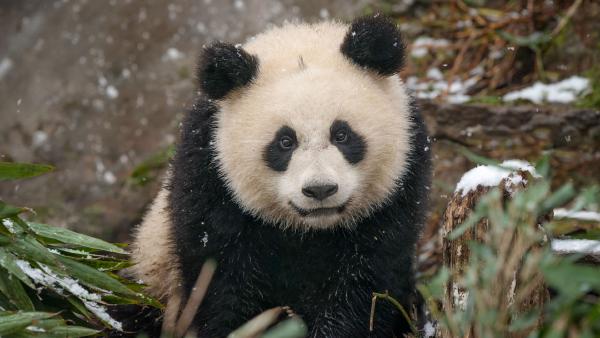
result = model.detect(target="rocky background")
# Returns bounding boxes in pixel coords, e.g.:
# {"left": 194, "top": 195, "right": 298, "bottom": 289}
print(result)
{"left": 1, "top": 0, "right": 598, "bottom": 243}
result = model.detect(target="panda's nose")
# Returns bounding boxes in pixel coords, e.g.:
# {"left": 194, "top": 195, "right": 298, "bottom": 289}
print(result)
{"left": 302, "top": 184, "right": 338, "bottom": 201}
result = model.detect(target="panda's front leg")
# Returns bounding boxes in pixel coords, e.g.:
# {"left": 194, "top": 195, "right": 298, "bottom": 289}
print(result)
{"left": 305, "top": 287, "right": 406, "bottom": 338}
{"left": 301, "top": 257, "right": 410, "bottom": 338}
{"left": 189, "top": 259, "right": 273, "bottom": 338}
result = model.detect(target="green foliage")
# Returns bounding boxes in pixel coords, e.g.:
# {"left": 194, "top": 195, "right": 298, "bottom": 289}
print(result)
{"left": 419, "top": 158, "right": 600, "bottom": 338}
{"left": 0, "top": 163, "right": 161, "bottom": 337}
{"left": 467, "top": 95, "right": 504, "bottom": 106}
{"left": 577, "top": 66, "right": 600, "bottom": 109}
{"left": 130, "top": 145, "right": 175, "bottom": 186}
{"left": 0, "top": 162, "right": 54, "bottom": 181}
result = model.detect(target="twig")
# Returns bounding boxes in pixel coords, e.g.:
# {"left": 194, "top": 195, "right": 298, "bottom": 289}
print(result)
{"left": 370, "top": 291, "right": 418, "bottom": 335}
{"left": 174, "top": 259, "right": 217, "bottom": 337}
{"left": 161, "top": 290, "right": 183, "bottom": 337}
{"left": 443, "top": 33, "right": 477, "bottom": 98}
{"left": 551, "top": 0, "right": 583, "bottom": 36}
{"left": 227, "top": 307, "right": 285, "bottom": 338}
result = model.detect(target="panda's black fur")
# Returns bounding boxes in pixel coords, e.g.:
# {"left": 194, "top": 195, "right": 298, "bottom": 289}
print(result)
{"left": 168, "top": 97, "right": 429, "bottom": 338}
{"left": 198, "top": 42, "right": 259, "bottom": 100}
{"left": 113, "top": 15, "right": 432, "bottom": 338}
{"left": 341, "top": 15, "right": 406, "bottom": 76}
{"left": 169, "top": 56, "right": 431, "bottom": 336}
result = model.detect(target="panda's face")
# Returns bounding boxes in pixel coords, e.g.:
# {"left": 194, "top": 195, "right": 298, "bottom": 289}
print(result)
{"left": 215, "top": 66, "right": 412, "bottom": 230}
{"left": 203, "top": 17, "right": 412, "bottom": 230}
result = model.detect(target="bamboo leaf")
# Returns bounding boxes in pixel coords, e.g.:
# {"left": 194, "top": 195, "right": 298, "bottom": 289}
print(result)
{"left": 0, "top": 249, "right": 34, "bottom": 289}
{"left": 55, "top": 256, "right": 138, "bottom": 298}
{"left": 27, "top": 222, "right": 126, "bottom": 254}
{"left": 0, "top": 162, "right": 54, "bottom": 181}
{"left": 44, "top": 325, "right": 100, "bottom": 337}
{"left": 543, "top": 260, "right": 600, "bottom": 298}
{"left": 0, "top": 202, "right": 26, "bottom": 219}
{"left": 65, "top": 296, "right": 93, "bottom": 320}
{"left": 0, "top": 312, "right": 56, "bottom": 335}
{"left": 0, "top": 269, "right": 34, "bottom": 311}
{"left": 9, "top": 237, "right": 60, "bottom": 267}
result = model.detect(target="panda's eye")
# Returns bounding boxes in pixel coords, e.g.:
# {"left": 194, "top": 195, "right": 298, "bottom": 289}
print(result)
{"left": 334, "top": 130, "right": 348, "bottom": 143}
{"left": 279, "top": 136, "right": 295, "bottom": 150}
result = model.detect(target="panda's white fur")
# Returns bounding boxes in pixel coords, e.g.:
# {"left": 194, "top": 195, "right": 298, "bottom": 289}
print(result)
{"left": 215, "top": 21, "right": 412, "bottom": 229}
{"left": 131, "top": 20, "right": 412, "bottom": 304}
{"left": 129, "top": 186, "right": 181, "bottom": 301}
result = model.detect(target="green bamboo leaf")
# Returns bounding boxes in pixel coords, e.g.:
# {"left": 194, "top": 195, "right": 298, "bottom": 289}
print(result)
{"left": 27, "top": 222, "right": 126, "bottom": 254}
{"left": 44, "top": 325, "right": 100, "bottom": 337}
{"left": 0, "top": 249, "right": 34, "bottom": 289}
{"left": 4, "top": 318, "right": 98, "bottom": 338}
{"left": 56, "top": 256, "right": 138, "bottom": 298}
{"left": 65, "top": 296, "right": 93, "bottom": 320}
{"left": 0, "top": 202, "right": 26, "bottom": 219}
{"left": 541, "top": 184, "right": 575, "bottom": 213}
{"left": 0, "top": 162, "right": 54, "bottom": 181}
{"left": 9, "top": 237, "right": 60, "bottom": 266}
{"left": 543, "top": 261, "right": 600, "bottom": 298}
{"left": 0, "top": 312, "right": 56, "bottom": 335}
{"left": 82, "top": 260, "right": 131, "bottom": 272}
{"left": 0, "top": 269, "right": 34, "bottom": 311}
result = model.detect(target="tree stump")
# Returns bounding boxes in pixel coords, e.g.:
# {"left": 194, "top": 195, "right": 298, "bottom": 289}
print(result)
{"left": 436, "top": 166, "right": 550, "bottom": 338}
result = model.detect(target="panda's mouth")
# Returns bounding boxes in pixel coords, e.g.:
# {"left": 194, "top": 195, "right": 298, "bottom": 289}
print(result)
{"left": 289, "top": 202, "right": 347, "bottom": 217}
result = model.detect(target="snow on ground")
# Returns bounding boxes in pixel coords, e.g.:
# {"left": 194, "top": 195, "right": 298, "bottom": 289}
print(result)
{"left": 410, "top": 37, "right": 450, "bottom": 58}
{"left": 454, "top": 160, "right": 539, "bottom": 196}
{"left": 553, "top": 209, "right": 600, "bottom": 222}
{"left": 551, "top": 239, "right": 600, "bottom": 255}
{"left": 16, "top": 260, "right": 123, "bottom": 331}
{"left": 406, "top": 68, "right": 478, "bottom": 104}
{"left": 503, "top": 76, "right": 589, "bottom": 104}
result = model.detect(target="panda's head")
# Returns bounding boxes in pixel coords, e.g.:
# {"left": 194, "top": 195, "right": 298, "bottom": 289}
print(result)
{"left": 199, "top": 16, "right": 413, "bottom": 230}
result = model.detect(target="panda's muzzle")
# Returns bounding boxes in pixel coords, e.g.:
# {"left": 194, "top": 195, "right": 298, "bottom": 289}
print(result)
{"left": 289, "top": 201, "right": 347, "bottom": 217}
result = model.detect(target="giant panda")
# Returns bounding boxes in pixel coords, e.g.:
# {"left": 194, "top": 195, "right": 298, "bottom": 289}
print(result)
{"left": 127, "top": 15, "right": 431, "bottom": 338}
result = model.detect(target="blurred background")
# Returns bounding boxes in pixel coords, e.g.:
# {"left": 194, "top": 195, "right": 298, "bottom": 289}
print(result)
{"left": 1, "top": 0, "right": 598, "bottom": 246}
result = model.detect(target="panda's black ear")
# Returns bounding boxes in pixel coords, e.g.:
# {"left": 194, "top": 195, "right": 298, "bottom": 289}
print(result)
{"left": 197, "top": 42, "right": 259, "bottom": 100}
{"left": 341, "top": 15, "right": 405, "bottom": 76}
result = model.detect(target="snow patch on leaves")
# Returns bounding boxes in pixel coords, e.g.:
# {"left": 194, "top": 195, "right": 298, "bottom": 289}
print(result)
{"left": 15, "top": 260, "right": 122, "bottom": 331}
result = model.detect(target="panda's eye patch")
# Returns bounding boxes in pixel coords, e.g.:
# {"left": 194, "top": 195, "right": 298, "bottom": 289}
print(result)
{"left": 279, "top": 135, "right": 295, "bottom": 150}
{"left": 263, "top": 126, "right": 297, "bottom": 172}
{"left": 330, "top": 120, "right": 366, "bottom": 164}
